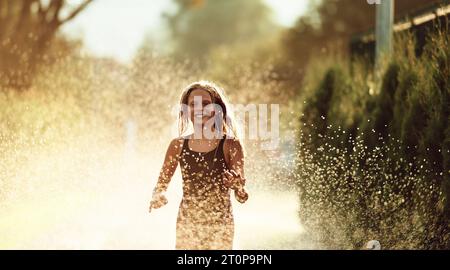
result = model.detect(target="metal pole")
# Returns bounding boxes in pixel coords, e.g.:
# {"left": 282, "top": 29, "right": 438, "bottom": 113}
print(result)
{"left": 375, "top": 0, "right": 394, "bottom": 71}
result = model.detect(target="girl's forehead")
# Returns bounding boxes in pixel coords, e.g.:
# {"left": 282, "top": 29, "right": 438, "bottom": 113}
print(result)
{"left": 188, "top": 88, "right": 212, "bottom": 101}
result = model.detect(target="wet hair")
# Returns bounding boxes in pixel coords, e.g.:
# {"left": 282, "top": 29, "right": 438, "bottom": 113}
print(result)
{"left": 178, "top": 80, "right": 239, "bottom": 140}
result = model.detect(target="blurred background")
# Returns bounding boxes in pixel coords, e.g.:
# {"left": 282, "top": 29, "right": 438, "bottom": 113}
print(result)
{"left": 0, "top": 0, "right": 449, "bottom": 249}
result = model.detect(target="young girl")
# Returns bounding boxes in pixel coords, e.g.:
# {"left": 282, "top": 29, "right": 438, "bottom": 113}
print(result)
{"left": 149, "top": 81, "right": 249, "bottom": 250}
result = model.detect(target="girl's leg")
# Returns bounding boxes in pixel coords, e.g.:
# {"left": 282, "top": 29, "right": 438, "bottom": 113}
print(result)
{"left": 176, "top": 223, "right": 203, "bottom": 250}
{"left": 204, "top": 224, "right": 234, "bottom": 250}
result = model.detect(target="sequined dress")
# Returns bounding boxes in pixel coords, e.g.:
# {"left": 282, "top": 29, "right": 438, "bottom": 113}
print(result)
{"left": 176, "top": 137, "right": 234, "bottom": 250}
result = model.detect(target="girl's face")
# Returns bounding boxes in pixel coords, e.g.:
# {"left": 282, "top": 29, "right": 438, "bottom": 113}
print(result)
{"left": 187, "top": 89, "right": 214, "bottom": 125}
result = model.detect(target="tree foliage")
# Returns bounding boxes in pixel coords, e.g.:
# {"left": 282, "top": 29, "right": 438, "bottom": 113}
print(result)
{"left": 165, "top": 0, "right": 278, "bottom": 60}
{"left": 0, "top": 0, "right": 93, "bottom": 89}
{"left": 282, "top": 0, "right": 443, "bottom": 79}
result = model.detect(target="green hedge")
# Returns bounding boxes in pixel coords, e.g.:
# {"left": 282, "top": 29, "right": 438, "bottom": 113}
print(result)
{"left": 296, "top": 29, "right": 449, "bottom": 249}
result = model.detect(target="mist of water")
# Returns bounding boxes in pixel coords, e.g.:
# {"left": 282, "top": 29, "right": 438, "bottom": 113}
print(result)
{"left": 0, "top": 54, "right": 308, "bottom": 250}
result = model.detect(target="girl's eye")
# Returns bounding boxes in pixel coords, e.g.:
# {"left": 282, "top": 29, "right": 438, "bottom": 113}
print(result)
{"left": 188, "top": 101, "right": 211, "bottom": 107}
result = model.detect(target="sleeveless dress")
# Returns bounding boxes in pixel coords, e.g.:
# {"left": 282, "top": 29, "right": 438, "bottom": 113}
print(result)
{"left": 176, "top": 137, "right": 234, "bottom": 250}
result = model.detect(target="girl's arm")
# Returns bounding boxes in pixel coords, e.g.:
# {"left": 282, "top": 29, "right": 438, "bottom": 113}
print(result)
{"left": 149, "top": 138, "right": 183, "bottom": 211}
{"left": 224, "top": 138, "right": 249, "bottom": 203}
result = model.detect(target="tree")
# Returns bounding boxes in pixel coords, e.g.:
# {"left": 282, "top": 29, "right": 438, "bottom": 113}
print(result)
{"left": 164, "top": 0, "right": 278, "bottom": 60}
{"left": 282, "top": 0, "right": 443, "bottom": 81}
{"left": 0, "top": 0, "right": 94, "bottom": 89}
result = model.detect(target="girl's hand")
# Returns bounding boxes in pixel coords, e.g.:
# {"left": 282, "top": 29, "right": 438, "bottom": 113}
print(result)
{"left": 224, "top": 170, "right": 249, "bottom": 203}
{"left": 234, "top": 187, "right": 249, "bottom": 203}
{"left": 149, "top": 193, "right": 168, "bottom": 213}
